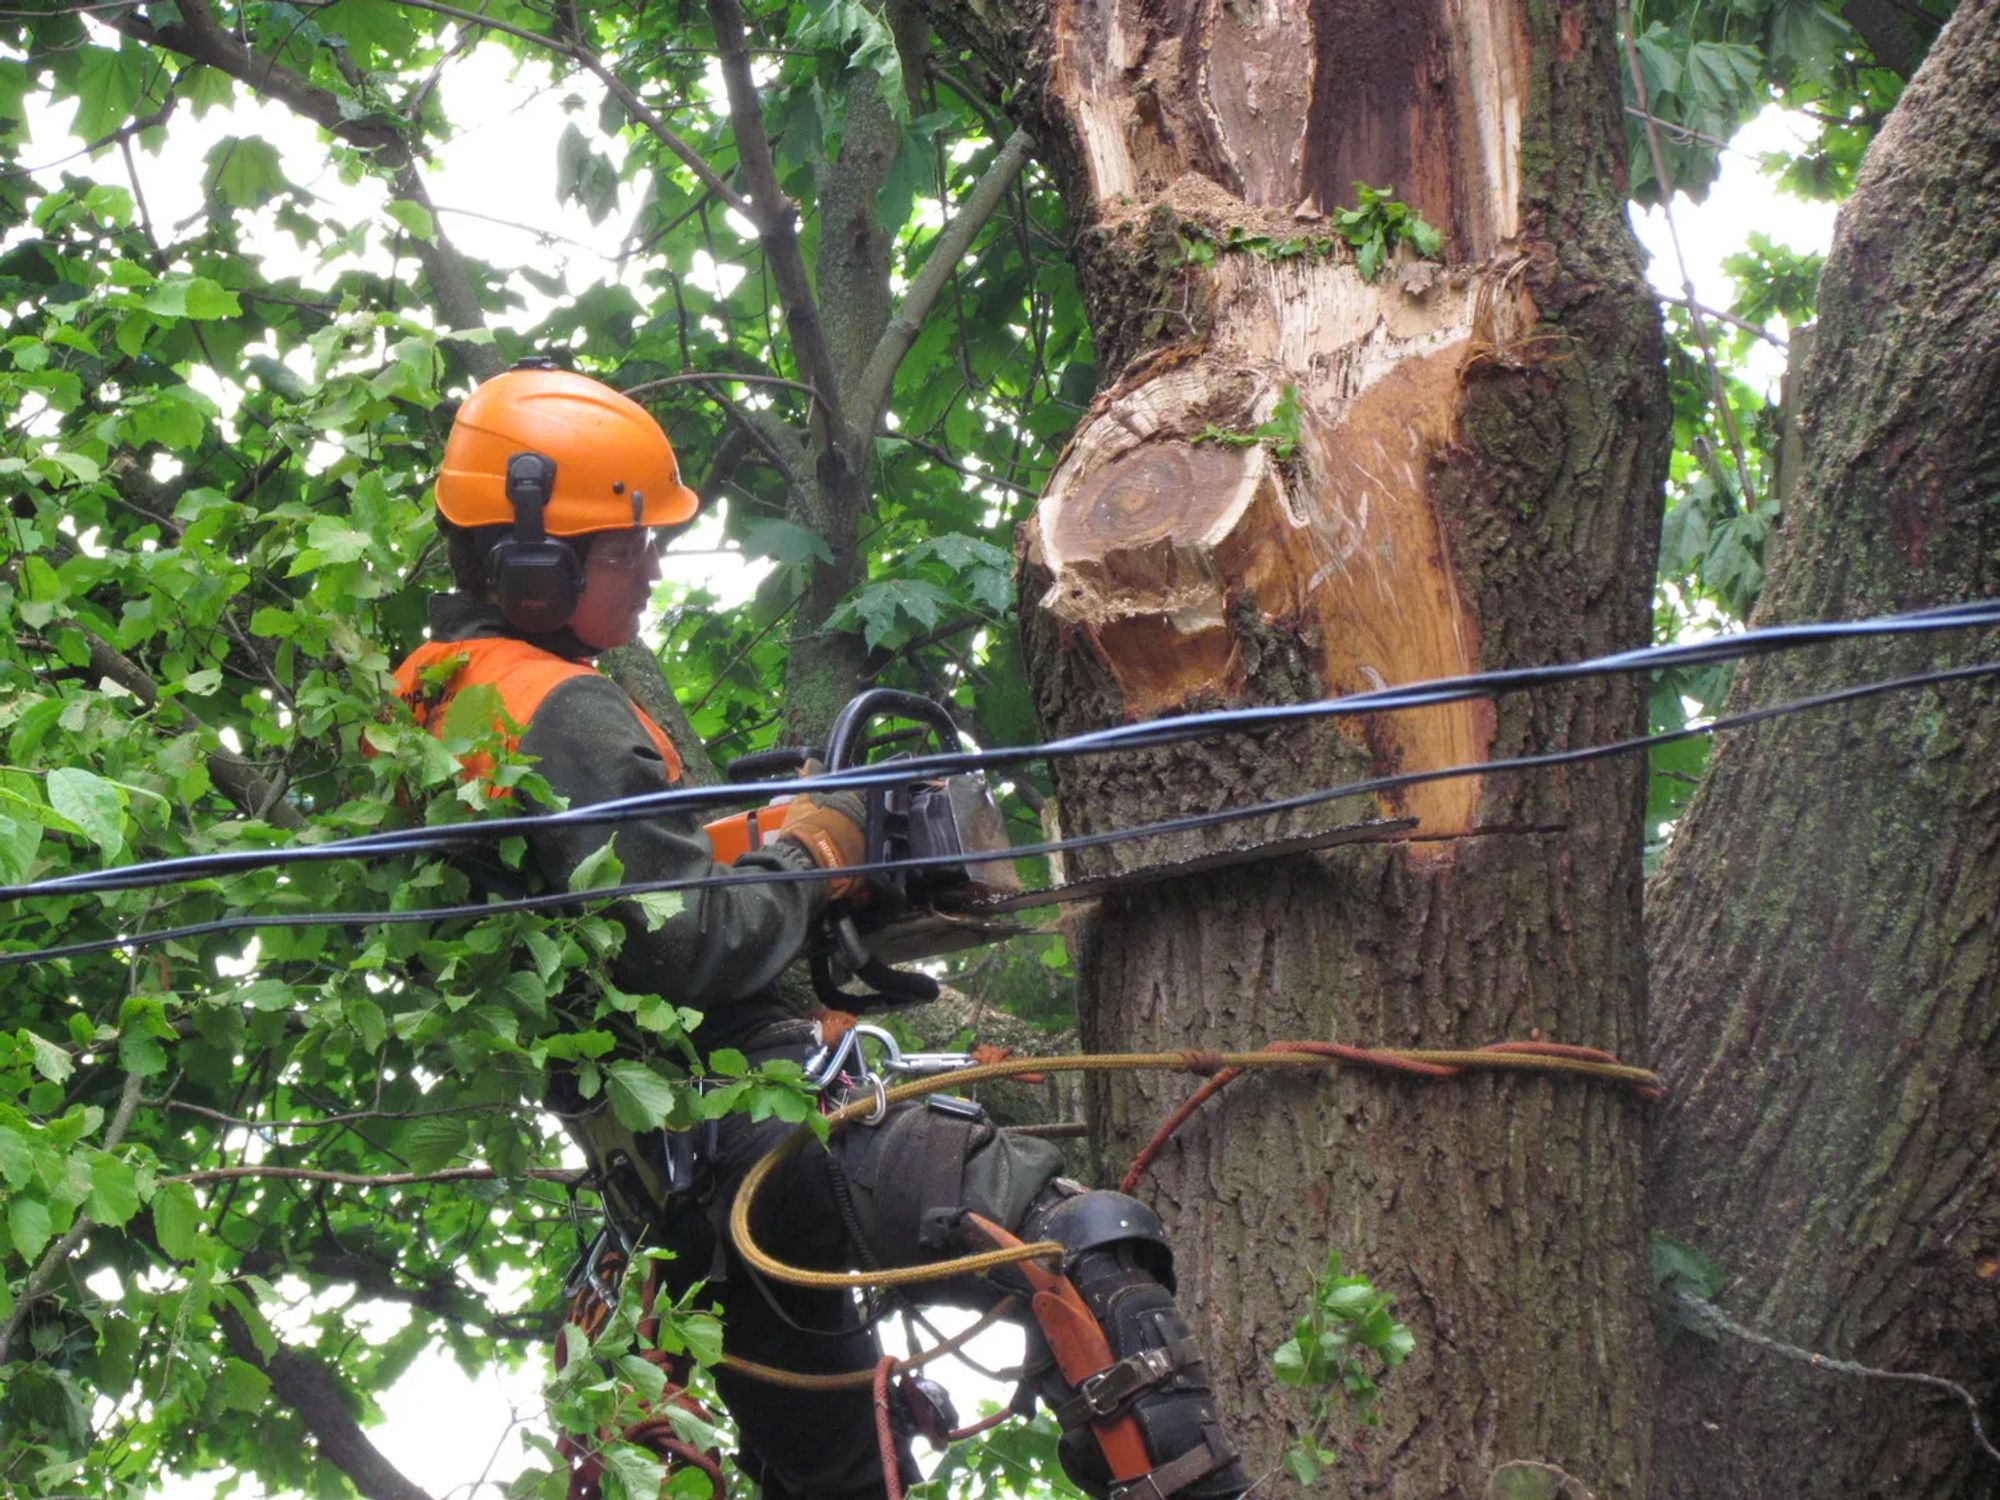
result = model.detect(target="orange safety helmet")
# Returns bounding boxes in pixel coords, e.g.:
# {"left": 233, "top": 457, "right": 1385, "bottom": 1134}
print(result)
{"left": 435, "top": 362, "right": 699, "bottom": 534}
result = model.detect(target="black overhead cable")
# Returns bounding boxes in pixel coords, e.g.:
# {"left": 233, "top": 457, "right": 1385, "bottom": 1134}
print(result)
{"left": 2, "top": 598, "right": 1996, "bottom": 905}
{"left": 3, "top": 655, "right": 1994, "bottom": 970}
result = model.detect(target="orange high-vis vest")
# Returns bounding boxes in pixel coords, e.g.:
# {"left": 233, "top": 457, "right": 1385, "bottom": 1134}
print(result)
{"left": 390, "top": 636, "right": 685, "bottom": 789}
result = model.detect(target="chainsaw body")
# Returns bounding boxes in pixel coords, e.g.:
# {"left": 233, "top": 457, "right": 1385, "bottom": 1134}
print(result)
{"left": 701, "top": 690, "right": 1023, "bottom": 1011}
{"left": 699, "top": 690, "right": 1411, "bottom": 1011}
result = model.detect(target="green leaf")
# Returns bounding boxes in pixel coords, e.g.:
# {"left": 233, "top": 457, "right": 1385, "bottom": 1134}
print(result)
{"left": 599, "top": 1443, "right": 667, "bottom": 1500}
{"left": 8, "top": 1194, "right": 52, "bottom": 1260}
{"left": 210, "top": 1357, "right": 273, "bottom": 1413}
{"left": 603, "top": 1061, "right": 680, "bottom": 1131}
{"left": 1650, "top": 1230, "right": 1729, "bottom": 1298}
{"left": 555, "top": 122, "right": 620, "bottom": 225}
{"left": 385, "top": 199, "right": 436, "bottom": 245}
{"left": 68, "top": 44, "right": 145, "bottom": 142}
{"left": 1282, "top": 1444, "right": 1321, "bottom": 1486}
{"left": 203, "top": 136, "right": 287, "bottom": 210}
{"left": 84, "top": 1151, "right": 140, "bottom": 1226}
{"left": 0, "top": 1125, "right": 30, "bottom": 1189}
{"left": 46, "top": 767, "right": 125, "bottom": 858}
{"left": 568, "top": 838, "right": 625, "bottom": 893}
{"left": 399, "top": 1115, "right": 470, "bottom": 1174}
{"left": 153, "top": 1181, "right": 200, "bottom": 1260}
{"left": 0, "top": 812, "right": 42, "bottom": 885}
{"left": 439, "top": 681, "right": 506, "bottom": 746}
{"left": 630, "top": 891, "right": 683, "bottom": 932}
{"left": 24, "top": 1029, "right": 74, "bottom": 1084}
{"left": 739, "top": 518, "right": 834, "bottom": 567}
{"left": 615, "top": 1353, "right": 668, "bottom": 1403}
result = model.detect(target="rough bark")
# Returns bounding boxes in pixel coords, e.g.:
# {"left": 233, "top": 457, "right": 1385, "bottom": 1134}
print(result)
{"left": 967, "top": 1, "right": 1670, "bottom": 1493}
{"left": 1647, "top": 4, "right": 2000, "bottom": 1496}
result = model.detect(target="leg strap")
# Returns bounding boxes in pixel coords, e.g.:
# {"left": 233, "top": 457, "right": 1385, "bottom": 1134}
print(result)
{"left": 1108, "top": 1431, "right": 1231, "bottom": 1500}
{"left": 1048, "top": 1333, "right": 1199, "bottom": 1430}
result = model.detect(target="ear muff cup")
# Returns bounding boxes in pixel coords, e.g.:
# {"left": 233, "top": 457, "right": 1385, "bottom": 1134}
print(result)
{"left": 491, "top": 450, "right": 583, "bottom": 634}
{"left": 490, "top": 534, "right": 582, "bottom": 634}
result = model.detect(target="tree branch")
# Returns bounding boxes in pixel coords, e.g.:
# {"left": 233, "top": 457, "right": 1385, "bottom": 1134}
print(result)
{"left": 165, "top": 1099, "right": 512, "bottom": 1131}
{"left": 706, "top": 0, "right": 851, "bottom": 452}
{"left": 215, "top": 1301, "right": 438, "bottom": 1500}
{"left": 0, "top": 1070, "right": 145, "bottom": 1365}
{"left": 600, "top": 644, "right": 722, "bottom": 785}
{"left": 71, "top": 630, "right": 308, "bottom": 831}
{"left": 849, "top": 129, "right": 1033, "bottom": 448}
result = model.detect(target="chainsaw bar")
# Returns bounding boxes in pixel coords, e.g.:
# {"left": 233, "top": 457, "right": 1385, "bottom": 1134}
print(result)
{"left": 864, "top": 816, "right": 1417, "bottom": 965}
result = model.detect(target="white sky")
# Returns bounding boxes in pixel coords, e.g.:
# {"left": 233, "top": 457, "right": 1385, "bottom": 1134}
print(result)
{"left": 12, "top": 32, "right": 1844, "bottom": 1500}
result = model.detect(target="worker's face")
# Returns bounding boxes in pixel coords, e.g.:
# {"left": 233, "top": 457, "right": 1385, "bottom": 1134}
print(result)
{"left": 568, "top": 528, "right": 663, "bottom": 650}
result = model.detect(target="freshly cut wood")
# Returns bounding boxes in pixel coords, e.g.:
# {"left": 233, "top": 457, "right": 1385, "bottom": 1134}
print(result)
{"left": 1027, "top": 254, "right": 1537, "bottom": 835}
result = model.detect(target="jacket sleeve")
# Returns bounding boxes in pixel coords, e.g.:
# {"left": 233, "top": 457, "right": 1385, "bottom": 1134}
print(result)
{"left": 516, "top": 673, "right": 826, "bottom": 1006}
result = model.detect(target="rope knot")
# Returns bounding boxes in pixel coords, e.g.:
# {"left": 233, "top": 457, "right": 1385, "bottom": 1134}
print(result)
{"left": 1179, "top": 1049, "right": 1227, "bottom": 1077}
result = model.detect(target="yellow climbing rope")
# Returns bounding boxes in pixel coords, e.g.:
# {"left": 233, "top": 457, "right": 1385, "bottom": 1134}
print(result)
{"left": 729, "top": 1044, "right": 1662, "bottom": 1295}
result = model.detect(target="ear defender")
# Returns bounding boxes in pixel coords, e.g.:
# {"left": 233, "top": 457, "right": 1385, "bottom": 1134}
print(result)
{"left": 490, "top": 451, "right": 582, "bottom": 633}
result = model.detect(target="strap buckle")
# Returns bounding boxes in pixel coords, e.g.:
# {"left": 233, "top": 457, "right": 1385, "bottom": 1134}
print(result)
{"left": 1058, "top": 1345, "right": 1177, "bottom": 1427}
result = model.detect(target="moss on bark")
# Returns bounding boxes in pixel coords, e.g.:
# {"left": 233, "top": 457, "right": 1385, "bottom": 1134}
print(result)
{"left": 1647, "top": 4, "right": 2000, "bottom": 1494}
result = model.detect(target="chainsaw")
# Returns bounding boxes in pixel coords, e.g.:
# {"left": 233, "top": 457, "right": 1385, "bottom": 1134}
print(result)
{"left": 701, "top": 689, "right": 1410, "bottom": 1013}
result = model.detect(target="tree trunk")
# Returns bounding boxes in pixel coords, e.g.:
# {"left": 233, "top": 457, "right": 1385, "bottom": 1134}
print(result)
{"left": 966, "top": 2, "right": 1670, "bottom": 1493}
{"left": 1647, "top": 4, "right": 2000, "bottom": 1496}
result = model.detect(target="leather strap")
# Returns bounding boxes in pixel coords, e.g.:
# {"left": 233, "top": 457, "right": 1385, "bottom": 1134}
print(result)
{"left": 1107, "top": 1434, "right": 1228, "bottom": 1500}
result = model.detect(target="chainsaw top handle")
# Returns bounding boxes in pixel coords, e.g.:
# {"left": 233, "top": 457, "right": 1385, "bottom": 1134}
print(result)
{"left": 822, "top": 689, "right": 961, "bottom": 772}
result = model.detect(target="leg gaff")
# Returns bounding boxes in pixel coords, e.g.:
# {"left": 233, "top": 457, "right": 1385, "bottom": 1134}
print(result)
{"left": 964, "top": 1192, "right": 1248, "bottom": 1500}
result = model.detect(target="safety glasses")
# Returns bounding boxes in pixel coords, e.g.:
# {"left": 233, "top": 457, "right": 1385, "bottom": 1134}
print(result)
{"left": 584, "top": 528, "right": 667, "bottom": 571}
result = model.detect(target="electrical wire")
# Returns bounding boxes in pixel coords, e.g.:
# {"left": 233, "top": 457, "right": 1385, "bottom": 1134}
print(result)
{"left": 3, "top": 656, "right": 1993, "bottom": 969}
{"left": 3, "top": 600, "right": 1996, "bottom": 904}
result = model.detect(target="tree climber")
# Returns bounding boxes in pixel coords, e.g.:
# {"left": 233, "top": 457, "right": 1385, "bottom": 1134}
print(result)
{"left": 391, "top": 358, "right": 1249, "bottom": 1500}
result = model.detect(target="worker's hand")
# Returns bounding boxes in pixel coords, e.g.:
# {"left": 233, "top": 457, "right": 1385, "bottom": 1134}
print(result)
{"left": 779, "top": 786, "right": 868, "bottom": 902}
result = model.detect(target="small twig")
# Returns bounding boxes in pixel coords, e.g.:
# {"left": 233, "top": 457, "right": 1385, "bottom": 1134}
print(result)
{"left": 1624, "top": 105, "right": 1736, "bottom": 153}
{"left": 686, "top": 592, "right": 805, "bottom": 718}
{"left": 0, "top": 93, "right": 177, "bottom": 179}
{"left": 163, "top": 1165, "right": 585, "bottom": 1188}
{"left": 165, "top": 1099, "right": 517, "bottom": 1131}
{"left": 430, "top": 203, "right": 614, "bottom": 255}
{"left": 864, "top": 613, "right": 988, "bottom": 681}
{"left": 1674, "top": 1289, "right": 2000, "bottom": 1468}
{"left": 622, "top": 370, "right": 821, "bottom": 402}
{"left": 879, "top": 429, "right": 1038, "bottom": 498}
{"left": 0, "top": 1071, "right": 146, "bottom": 1364}
{"left": 1658, "top": 294, "right": 1787, "bottom": 347}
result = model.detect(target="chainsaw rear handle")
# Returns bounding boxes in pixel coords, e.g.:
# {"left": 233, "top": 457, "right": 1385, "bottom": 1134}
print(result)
{"left": 724, "top": 746, "right": 812, "bottom": 784}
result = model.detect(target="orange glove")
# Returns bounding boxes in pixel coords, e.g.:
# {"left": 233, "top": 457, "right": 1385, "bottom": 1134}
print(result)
{"left": 780, "top": 789, "right": 867, "bottom": 901}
